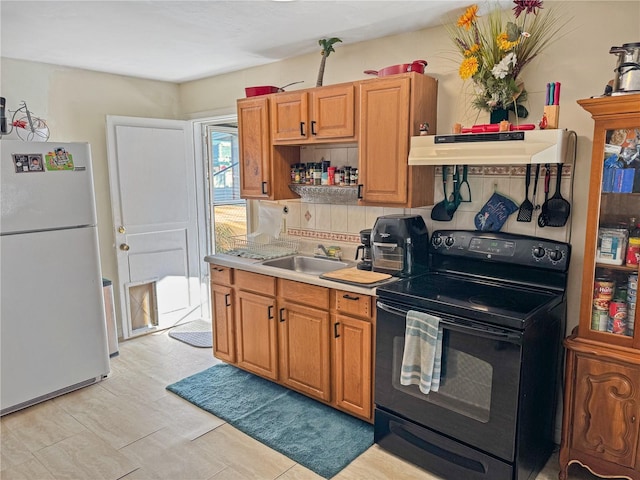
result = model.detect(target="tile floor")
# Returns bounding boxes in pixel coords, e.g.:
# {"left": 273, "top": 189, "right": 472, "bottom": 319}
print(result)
{"left": 1, "top": 330, "right": 604, "bottom": 480}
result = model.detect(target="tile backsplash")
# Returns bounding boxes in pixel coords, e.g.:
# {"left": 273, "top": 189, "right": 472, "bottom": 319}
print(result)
{"left": 267, "top": 145, "right": 573, "bottom": 247}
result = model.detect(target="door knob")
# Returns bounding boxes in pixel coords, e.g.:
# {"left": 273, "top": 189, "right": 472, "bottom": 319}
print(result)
{"left": 118, "top": 226, "right": 126, "bottom": 234}
{"left": 119, "top": 243, "right": 130, "bottom": 251}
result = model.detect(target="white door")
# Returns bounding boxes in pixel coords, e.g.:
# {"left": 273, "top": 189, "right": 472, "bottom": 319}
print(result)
{"left": 106, "top": 116, "right": 201, "bottom": 338}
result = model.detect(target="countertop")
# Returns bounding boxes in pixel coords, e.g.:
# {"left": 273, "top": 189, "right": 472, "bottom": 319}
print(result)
{"left": 204, "top": 253, "right": 397, "bottom": 296}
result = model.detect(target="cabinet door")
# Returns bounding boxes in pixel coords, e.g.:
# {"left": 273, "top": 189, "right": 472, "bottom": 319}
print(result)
{"left": 571, "top": 354, "right": 640, "bottom": 468}
{"left": 358, "top": 76, "right": 411, "bottom": 204}
{"left": 211, "top": 283, "right": 235, "bottom": 363}
{"left": 235, "top": 290, "right": 278, "bottom": 380}
{"left": 577, "top": 95, "right": 640, "bottom": 349}
{"left": 333, "top": 313, "right": 372, "bottom": 419}
{"left": 237, "top": 97, "right": 270, "bottom": 198}
{"left": 310, "top": 84, "right": 355, "bottom": 140}
{"left": 279, "top": 301, "right": 331, "bottom": 401}
{"left": 271, "top": 92, "right": 309, "bottom": 142}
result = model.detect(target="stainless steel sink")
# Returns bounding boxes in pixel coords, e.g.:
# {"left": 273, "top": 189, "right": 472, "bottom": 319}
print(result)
{"left": 261, "top": 255, "right": 351, "bottom": 275}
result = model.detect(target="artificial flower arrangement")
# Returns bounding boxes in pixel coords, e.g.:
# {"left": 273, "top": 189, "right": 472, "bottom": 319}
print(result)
{"left": 449, "top": 0, "right": 566, "bottom": 119}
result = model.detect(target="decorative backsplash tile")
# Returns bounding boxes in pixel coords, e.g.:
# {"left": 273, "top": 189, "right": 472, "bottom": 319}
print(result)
{"left": 268, "top": 144, "right": 574, "bottom": 245}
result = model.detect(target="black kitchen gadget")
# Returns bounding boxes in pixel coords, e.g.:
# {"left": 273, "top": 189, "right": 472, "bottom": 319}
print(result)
{"left": 371, "top": 214, "right": 429, "bottom": 277}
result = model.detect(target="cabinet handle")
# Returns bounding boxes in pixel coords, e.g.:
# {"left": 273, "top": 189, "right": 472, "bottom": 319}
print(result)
{"left": 268, "top": 305, "right": 274, "bottom": 320}
{"left": 334, "top": 322, "right": 340, "bottom": 338}
{"left": 311, "top": 120, "right": 317, "bottom": 136}
{"left": 224, "top": 293, "right": 231, "bottom": 307}
{"left": 279, "top": 308, "right": 285, "bottom": 322}
{"left": 357, "top": 184, "right": 363, "bottom": 199}
{"left": 632, "top": 415, "right": 637, "bottom": 424}
{"left": 343, "top": 294, "right": 360, "bottom": 301}
{"left": 300, "top": 122, "right": 306, "bottom": 136}
{"left": 261, "top": 181, "right": 268, "bottom": 195}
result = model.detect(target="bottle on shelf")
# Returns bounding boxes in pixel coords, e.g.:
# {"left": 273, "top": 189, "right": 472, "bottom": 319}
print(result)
{"left": 627, "top": 217, "right": 640, "bottom": 267}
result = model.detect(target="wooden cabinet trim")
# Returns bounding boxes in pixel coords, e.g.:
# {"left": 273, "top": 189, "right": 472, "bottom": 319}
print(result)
{"left": 278, "top": 278, "right": 330, "bottom": 309}
{"left": 235, "top": 269, "right": 276, "bottom": 296}
{"left": 210, "top": 264, "right": 233, "bottom": 286}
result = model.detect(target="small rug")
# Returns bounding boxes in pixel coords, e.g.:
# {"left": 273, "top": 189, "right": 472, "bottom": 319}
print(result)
{"left": 166, "top": 364, "right": 373, "bottom": 478}
{"left": 168, "top": 319, "right": 212, "bottom": 348}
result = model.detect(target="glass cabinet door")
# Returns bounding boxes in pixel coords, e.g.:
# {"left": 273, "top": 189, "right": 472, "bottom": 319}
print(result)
{"left": 588, "top": 124, "right": 639, "bottom": 344}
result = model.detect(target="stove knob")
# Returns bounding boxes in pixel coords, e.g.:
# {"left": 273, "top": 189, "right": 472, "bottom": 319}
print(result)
{"left": 432, "top": 236, "right": 443, "bottom": 247}
{"left": 444, "top": 236, "right": 455, "bottom": 247}
{"left": 548, "top": 249, "right": 564, "bottom": 262}
{"left": 533, "top": 246, "right": 546, "bottom": 258}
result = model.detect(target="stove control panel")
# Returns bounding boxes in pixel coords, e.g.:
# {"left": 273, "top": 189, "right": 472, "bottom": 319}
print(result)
{"left": 430, "top": 230, "right": 571, "bottom": 271}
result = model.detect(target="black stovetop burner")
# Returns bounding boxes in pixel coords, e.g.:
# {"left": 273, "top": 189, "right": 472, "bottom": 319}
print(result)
{"left": 376, "top": 272, "right": 562, "bottom": 330}
{"left": 375, "top": 230, "right": 571, "bottom": 330}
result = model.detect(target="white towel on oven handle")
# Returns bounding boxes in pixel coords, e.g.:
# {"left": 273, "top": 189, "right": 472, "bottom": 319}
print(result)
{"left": 400, "top": 310, "right": 443, "bottom": 394}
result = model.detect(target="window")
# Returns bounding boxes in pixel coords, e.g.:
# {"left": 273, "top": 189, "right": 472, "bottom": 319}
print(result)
{"left": 205, "top": 124, "right": 247, "bottom": 254}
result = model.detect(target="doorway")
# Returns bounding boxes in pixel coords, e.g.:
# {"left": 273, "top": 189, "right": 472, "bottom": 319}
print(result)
{"left": 205, "top": 124, "right": 248, "bottom": 254}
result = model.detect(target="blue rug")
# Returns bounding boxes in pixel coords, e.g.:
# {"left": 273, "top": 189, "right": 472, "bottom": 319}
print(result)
{"left": 166, "top": 363, "right": 373, "bottom": 478}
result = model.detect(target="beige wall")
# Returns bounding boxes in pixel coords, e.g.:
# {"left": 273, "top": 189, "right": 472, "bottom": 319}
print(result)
{"left": 178, "top": 1, "right": 639, "bottom": 333}
{"left": 0, "top": 59, "right": 179, "bottom": 289}
{"left": 2, "top": 1, "right": 639, "bottom": 335}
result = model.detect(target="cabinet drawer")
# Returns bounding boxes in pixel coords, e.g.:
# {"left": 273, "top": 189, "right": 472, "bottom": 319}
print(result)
{"left": 279, "top": 279, "right": 329, "bottom": 309}
{"left": 210, "top": 264, "right": 233, "bottom": 285}
{"left": 335, "top": 290, "right": 372, "bottom": 319}
{"left": 235, "top": 270, "right": 276, "bottom": 296}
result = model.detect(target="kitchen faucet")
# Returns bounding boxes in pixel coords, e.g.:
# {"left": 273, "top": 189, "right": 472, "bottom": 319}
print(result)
{"left": 315, "top": 244, "right": 342, "bottom": 260}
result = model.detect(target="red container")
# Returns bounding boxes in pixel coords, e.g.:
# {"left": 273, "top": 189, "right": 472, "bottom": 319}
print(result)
{"left": 245, "top": 86, "right": 280, "bottom": 97}
{"left": 364, "top": 60, "right": 427, "bottom": 77}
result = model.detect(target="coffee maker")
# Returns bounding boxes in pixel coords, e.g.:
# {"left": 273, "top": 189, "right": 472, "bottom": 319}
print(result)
{"left": 371, "top": 214, "right": 429, "bottom": 277}
{"left": 355, "top": 229, "right": 373, "bottom": 270}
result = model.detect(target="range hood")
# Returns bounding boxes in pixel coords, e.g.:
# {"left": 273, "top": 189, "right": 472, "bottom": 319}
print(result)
{"left": 408, "top": 129, "right": 571, "bottom": 165}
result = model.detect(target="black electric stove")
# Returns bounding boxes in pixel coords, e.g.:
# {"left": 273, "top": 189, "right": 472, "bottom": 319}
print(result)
{"left": 374, "top": 230, "right": 571, "bottom": 480}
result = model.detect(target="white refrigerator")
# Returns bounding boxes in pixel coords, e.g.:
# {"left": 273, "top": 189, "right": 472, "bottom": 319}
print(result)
{"left": 1, "top": 140, "right": 110, "bottom": 416}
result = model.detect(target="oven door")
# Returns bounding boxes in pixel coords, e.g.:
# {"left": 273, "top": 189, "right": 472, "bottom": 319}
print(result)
{"left": 375, "top": 299, "right": 523, "bottom": 463}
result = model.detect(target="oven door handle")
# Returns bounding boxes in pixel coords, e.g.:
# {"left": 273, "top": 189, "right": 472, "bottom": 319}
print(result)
{"left": 376, "top": 301, "right": 522, "bottom": 344}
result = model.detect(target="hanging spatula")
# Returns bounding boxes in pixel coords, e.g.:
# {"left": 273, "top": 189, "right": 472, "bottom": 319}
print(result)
{"left": 517, "top": 164, "right": 533, "bottom": 222}
{"left": 431, "top": 166, "right": 454, "bottom": 221}
{"left": 541, "top": 163, "right": 571, "bottom": 227}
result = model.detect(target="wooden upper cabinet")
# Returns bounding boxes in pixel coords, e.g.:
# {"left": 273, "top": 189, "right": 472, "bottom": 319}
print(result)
{"left": 237, "top": 97, "right": 299, "bottom": 200}
{"left": 358, "top": 73, "right": 437, "bottom": 207}
{"left": 271, "top": 84, "right": 355, "bottom": 144}
{"left": 237, "top": 97, "right": 270, "bottom": 198}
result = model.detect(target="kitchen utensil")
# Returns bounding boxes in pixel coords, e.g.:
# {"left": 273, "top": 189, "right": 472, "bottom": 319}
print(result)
{"left": 364, "top": 60, "right": 427, "bottom": 77}
{"left": 609, "top": 43, "right": 640, "bottom": 93}
{"left": 541, "top": 163, "right": 571, "bottom": 227}
{"left": 245, "top": 81, "right": 304, "bottom": 97}
{"left": 459, "top": 165, "right": 471, "bottom": 202}
{"left": 446, "top": 165, "right": 462, "bottom": 216}
{"left": 532, "top": 164, "right": 541, "bottom": 210}
{"left": 431, "top": 166, "right": 454, "bottom": 221}
{"left": 537, "top": 164, "right": 551, "bottom": 227}
{"left": 517, "top": 164, "right": 533, "bottom": 222}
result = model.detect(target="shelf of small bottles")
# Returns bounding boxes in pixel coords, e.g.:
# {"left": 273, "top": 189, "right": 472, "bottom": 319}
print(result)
{"left": 288, "top": 184, "right": 359, "bottom": 204}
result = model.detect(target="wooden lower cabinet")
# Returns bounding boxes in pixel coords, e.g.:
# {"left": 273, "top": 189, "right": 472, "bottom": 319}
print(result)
{"left": 333, "top": 313, "right": 372, "bottom": 419}
{"left": 278, "top": 295, "right": 331, "bottom": 401}
{"left": 209, "top": 265, "right": 375, "bottom": 422}
{"left": 211, "top": 283, "right": 235, "bottom": 363}
{"left": 333, "top": 289, "right": 374, "bottom": 420}
{"left": 210, "top": 264, "right": 235, "bottom": 363}
{"left": 234, "top": 271, "right": 278, "bottom": 381}
{"left": 278, "top": 279, "right": 331, "bottom": 401}
{"left": 559, "top": 335, "right": 640, "bottom": 480}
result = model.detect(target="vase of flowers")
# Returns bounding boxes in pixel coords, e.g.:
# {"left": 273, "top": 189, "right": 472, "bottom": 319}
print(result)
{"left": 449, "top": 1, "right": 567, "bottom": 120}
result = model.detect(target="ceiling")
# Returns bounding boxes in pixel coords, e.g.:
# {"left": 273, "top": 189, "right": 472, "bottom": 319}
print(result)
{"left": 0, "top": 0, "right": 492, "bottom": 83}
